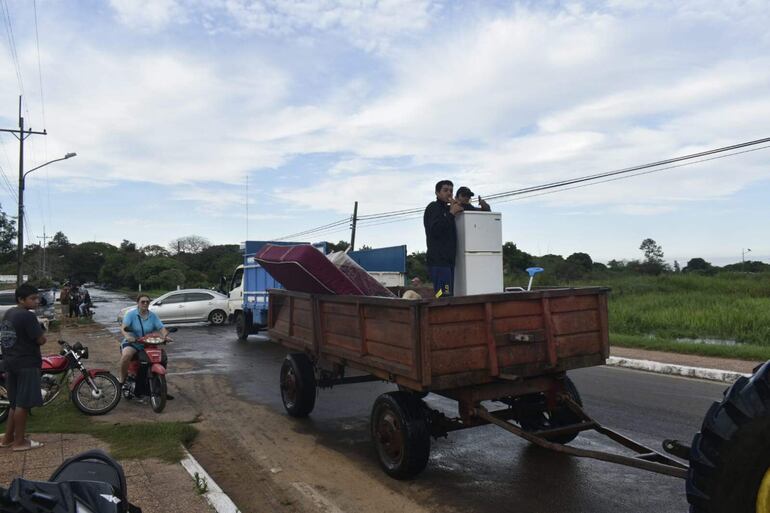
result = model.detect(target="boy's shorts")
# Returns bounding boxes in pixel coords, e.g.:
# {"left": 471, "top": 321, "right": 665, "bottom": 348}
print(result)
{"left": 6, "top": 367, "right": 43, "bottom": 409}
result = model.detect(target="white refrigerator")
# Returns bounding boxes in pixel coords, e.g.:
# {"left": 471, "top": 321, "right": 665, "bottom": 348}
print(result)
{"left": 454, "top": 211, "right": 504, "bottom": 296}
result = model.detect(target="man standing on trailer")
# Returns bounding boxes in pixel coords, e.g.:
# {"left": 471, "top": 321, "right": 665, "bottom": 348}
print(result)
{"left": 423, "top": 180, "right": 463, "bottom": 297}
{"left": 455, "top": 186, "right": 491, "bottom": 211}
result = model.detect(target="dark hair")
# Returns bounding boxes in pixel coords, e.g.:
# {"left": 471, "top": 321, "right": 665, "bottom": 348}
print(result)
{"left": 15, "top": 283, "right": 39, "bottom": 302}
{"left": 136, "top": 294, "right": 151, "bottom": 303}
{"left": 435, "top": 180, "right": 453, "bottom": 194}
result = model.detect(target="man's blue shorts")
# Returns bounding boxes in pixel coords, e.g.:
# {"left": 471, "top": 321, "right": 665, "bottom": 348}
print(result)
{"left": 428, "top": 266, "right": 454, "bottom": 297}
{"left": 120, "top": 340, "right": 143, "bottom": 352}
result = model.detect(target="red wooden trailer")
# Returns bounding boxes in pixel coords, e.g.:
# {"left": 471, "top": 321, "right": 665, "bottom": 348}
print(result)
{"left": 266, "top": 288, "right": 770, "bottom": 513}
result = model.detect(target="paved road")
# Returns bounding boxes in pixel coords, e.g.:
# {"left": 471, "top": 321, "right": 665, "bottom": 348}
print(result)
{"left": 161, "top": 323, "right": 727, "bottom": 513}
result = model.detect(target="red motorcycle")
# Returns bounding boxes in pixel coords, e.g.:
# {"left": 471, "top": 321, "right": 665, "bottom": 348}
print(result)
{"left": 0, "top": 340, "right": 121, "bottom": 423}
{"left": 121, "top": 330, "right": 174, "bottom": 413}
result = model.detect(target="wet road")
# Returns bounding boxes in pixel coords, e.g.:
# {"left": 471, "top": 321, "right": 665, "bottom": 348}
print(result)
{"left": 158, "top": 322, "right": 726, "bottom": 513}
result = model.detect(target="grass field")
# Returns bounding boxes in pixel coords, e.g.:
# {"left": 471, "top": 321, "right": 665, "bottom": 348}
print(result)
{"left": 575, "top": 273, "right": 770, "bottom": 361}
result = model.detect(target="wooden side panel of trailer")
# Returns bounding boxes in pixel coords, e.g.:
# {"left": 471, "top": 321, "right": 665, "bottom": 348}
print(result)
{"left": 268, "top": 288, "right": 609, "bottom": 391}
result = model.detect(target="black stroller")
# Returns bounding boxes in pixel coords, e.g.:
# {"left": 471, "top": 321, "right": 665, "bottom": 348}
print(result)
{"left": 0, "top": 450, "right": 141, "bottom": 513}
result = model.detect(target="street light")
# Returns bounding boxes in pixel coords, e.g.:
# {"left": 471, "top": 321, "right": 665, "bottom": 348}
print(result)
{"left": 742, "top": 248, "right": 752, "bottom": 273}
{"left": 16, "top": 152, "right": 77, "bottom": 285}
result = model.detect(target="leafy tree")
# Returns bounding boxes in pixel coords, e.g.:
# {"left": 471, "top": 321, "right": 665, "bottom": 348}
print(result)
{"left": 607, "top": 259, "right": 627, "bottom": 271}
{"left": 133, "top": 256, "right": 183, "bottom": 287}
{"left": 141, "top": 244, "right": 170, "bottom": 257}
{"left": 502, "top": 242, "right": 534, "bottom": 274}
{"left": 147, "top": 269, "right": 186, "bottom": 290}
{"left": 673, "top": 260, "right": 681, "bottom": 273}
{"left": 48, "top": 231, "right": 70, "bottom": 251}
{"left": 359, "top": 244, "right": 373, "bottom": 251}
{"left": 684, "top": 258, "right": 710, "bottom": 272}
{"left": 326, "top": 240, "right": 349, "bottom": 252}
{"left": 566, "top": 252, "right": 593, "bottom": 273}
{"left": 722, "top": 260, "right": 770, "bottom": 273}
{"left": 64, "top": 242, "right": 118, "bottom": 283}
{"left": 406, "top": 251, "right": 429, "bottom": 283}
{"left": 0, "top": 203, "right": 16, "bottom": 263}
{"left": 120, "top": 239, "right": 137, "bottom": 252}
{"left": 638, "top": 238, "right": 667, "bottom": 275}
{"left": 169, "top": 235, "right": 210, "bottom": 254}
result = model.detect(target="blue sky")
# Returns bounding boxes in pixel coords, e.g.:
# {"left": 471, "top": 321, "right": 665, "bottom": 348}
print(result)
{"left": 0, "top": 0, "right": 768, "bottom": 265}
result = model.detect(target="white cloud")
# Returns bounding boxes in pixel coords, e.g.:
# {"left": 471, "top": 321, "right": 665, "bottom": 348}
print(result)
{"left": 109, "top": 0, "right": 184, "bottom": 30}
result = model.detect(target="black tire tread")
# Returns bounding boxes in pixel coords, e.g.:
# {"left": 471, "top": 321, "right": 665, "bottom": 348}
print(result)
{"left": 370, "top": 391, "right": 430, "bottom": 480}
{"left": 687, "top": 361, "right": 770, "bottom": 513}
{"left": 70, "top": 372, "right": 122, "bottom": 416}
{"left": 281, "top": 353, "right": 316, "bottom": 417}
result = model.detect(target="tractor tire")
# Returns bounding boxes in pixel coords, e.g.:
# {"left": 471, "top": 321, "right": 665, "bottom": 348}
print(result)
{"left": 371, "top": 392, "right": 430, "bottom": 480}
{"left": 686, "top": 361, "right": 770, "bottom": 513}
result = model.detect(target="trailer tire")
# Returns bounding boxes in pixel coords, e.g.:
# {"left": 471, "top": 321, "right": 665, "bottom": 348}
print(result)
{"left": 517, "top": 375, "right": 584, "bottom": 444}
{"left": 280, "top": 353, "right": 317, "bottom": 417}
{"left": 371, "top": 392, "right": 430, "bottom": 480}
{"left": 686, "top": 361, "right": 770, "bottom": 513}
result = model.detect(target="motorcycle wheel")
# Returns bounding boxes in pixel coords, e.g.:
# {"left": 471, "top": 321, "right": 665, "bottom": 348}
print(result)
{"left": 71, "top": 372, "right": 121, "bottom": 416}
{"left": 0, "top": 383, "right": 8, "bottom": 424}
{"left": 149, "top": 374, "right": 167, "bottom": 413}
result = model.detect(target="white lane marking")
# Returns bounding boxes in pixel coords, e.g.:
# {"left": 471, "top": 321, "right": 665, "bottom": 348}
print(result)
{"left": 180, "top": 448, "right": 241, "bottom": 513}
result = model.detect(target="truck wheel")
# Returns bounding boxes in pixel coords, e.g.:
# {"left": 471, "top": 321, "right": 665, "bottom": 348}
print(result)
{"left": 371, "top": 392, "right": 430, "bottom": 479}
{"left": 516, "top": 375, "right": 583, "bottom": 444}
{"left": 687, "top": 361, "right": 770, "bottom": 513}
{"left": 280, "top": 353, "right": 316, "bottom": 417}
{"left": 235, "top": 312, "right": 250, "bottom": 340}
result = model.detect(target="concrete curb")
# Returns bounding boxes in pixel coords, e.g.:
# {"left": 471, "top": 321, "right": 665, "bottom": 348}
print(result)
{"left": 180, "top": 448, "right": 240, "bottom": 513}
{"left": 606, "top": 356, "right": 751, "bottom": 383}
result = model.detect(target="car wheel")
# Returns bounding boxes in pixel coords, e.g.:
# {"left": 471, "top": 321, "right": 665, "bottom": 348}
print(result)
{"left": 209, "top": 309, "right": 227, "bottom": 326}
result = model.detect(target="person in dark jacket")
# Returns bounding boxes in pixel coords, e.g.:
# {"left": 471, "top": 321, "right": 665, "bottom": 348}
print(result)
{"left": 0, "top": 284, "right": 47, "bottom": 451}
{"left": 423, "top": 180, "right": 463, "bottom": 297}
{"left": 456, "top": 186, "right": 491, "bottom": 211}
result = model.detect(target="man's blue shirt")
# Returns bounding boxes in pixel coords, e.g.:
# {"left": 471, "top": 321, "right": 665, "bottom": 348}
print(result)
{"left": 122, "top": 309, "right": 164, "bottom": 339}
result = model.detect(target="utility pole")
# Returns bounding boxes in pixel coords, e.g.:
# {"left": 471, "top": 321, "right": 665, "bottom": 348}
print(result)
{"left": 0, "top": 96, "right": 47, "bottom": 286}
{"left": 350, "top": 201, "right": 358, "bottom": 251}
{"left": 37, "top": 226, "right": 50, "bottom": 277}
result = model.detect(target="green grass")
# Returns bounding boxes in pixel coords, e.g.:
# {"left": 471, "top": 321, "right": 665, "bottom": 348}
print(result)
{"left": 6, "top": 396, "right": 197, "bottom": 462}
{"left": 570, "top": 272, "right": 770, "bottom": 361}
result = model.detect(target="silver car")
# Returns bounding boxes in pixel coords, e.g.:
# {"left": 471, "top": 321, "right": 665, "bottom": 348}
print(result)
{"left": 117, "top": 289, "right": 229, "bottom": 326}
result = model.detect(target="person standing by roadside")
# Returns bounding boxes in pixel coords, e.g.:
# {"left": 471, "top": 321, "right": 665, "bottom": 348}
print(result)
{"left": 68, "top": 284, "right": 80, "bottom": 318}
{"left": 423, "top": 180, "right": 463, "bottom": 297}
{"left": 455, "top": 186, "right": 491, "bottom": 211}
{"left": 0, "top": 284, "right": 47, "bottom": 452}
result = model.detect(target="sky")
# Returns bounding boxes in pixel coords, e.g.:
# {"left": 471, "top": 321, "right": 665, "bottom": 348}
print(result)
{"left": 0, "top": 0, "right": 768, "bottom": 265}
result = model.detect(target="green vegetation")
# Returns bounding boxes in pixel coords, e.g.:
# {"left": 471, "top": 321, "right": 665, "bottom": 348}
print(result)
{"left": 588, "top": 273, "right": 770, "bottom": 361}
{"left": 395, "top": 235, "right": 770, "bottom": 362}
{"left": 12, "top": 396, "right": 197, "bottom": 462}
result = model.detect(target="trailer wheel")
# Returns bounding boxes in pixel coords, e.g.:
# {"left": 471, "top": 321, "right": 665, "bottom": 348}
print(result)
{"left": 280, "top": 353, "right": 317, "bottom": 417}
{"left": 371, "top": 392, "right": 430, "bottom": 479}
{"left": 686, "top": 361, "right": 770, "bottom": 513}
{"left": 516, "top": 375, "right": 584, "bottom": 444}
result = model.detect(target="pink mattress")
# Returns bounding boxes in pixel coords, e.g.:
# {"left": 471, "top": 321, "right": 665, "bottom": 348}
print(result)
{"left": 255, "top": 244, "right": 363, "bottom": 295}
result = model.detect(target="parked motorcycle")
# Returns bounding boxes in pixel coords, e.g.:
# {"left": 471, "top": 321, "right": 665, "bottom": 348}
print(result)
{"left": 0, "top": 449, "right": 141, "bottom": 513}
{"left": 0, "top": 340, "right": 121, "bottom": 423}
{"left": 121, "top": 328, "right": 176, "bottom": 413}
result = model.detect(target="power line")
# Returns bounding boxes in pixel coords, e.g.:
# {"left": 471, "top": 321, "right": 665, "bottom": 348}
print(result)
{"left": 274, "top": 217, "right": 351, "bottom": 241}
{"left": 1, "top": 0, "right": 23, "bottom": 95}
{"left": 278, "top": 136, "right": 770, "bottom": 241}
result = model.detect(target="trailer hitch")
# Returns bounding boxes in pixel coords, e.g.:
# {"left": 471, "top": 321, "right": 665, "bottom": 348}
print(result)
{"left": 662, "top": 439, "right": 691, "bottom": 460}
